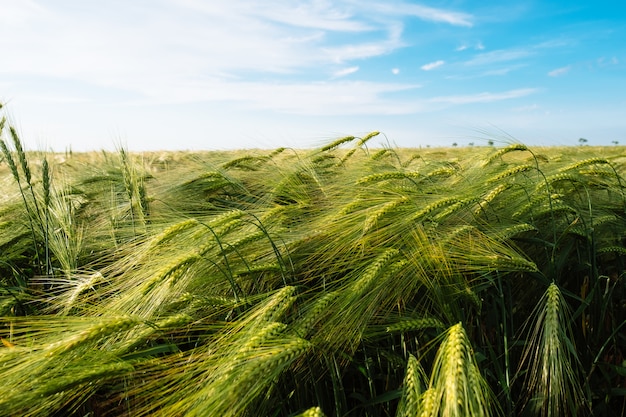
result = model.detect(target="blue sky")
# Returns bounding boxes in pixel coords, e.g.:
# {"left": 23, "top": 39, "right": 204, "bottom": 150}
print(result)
{"left": 1, "top": 0, "right": 625, "bottom": 151}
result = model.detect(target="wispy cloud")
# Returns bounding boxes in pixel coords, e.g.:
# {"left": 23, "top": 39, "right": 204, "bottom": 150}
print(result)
{"left": 421, "top": 60, "right": 445, "bottom": 71}
{"left": 464, "top": 48, "right": 533, "bottom": 66}
{"left": 391, "top": 68, "right": 400, "bottom": 75}
{"left": 456, "top": 41, "right": 484, "bottom": 51}
{"left": 430, "top": 88, "right": 537, "bottom": 105}
{"left": 548, "top": 66, "right": 571, "bottom": 77}
{"left": 332, "top": 66, "right": 359, "bottom": 78}
{"left": 364, "top": 2, "right": 473, "bottom": 27}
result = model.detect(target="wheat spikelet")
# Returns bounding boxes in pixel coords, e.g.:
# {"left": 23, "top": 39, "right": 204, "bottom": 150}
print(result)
{"left": 338, "top": 198, "right": 366, "bottom": 215}
{"left": 410, "top": 197, "right": 459, "bottom": 222}
{"left": 481, "top": 144, "right": 529, "bottom": 167}
{"left": 597, "top": 246, "right": 626, "bottom": 255}
{"left": 427, "top": 322, "right": 495, "bottom": 417}
{"left": 357, "top": 131, "right": 380, "bottom": 146}
{"left": 115, "top": 313, "right": 194, "bottom": 354}
{"left": 256, "top": 286, "right": 298, "bottom": 324}
{"left": 533, "top": 202, "right": 578, "bottom": 219}
{"left": 518, "top": 283, "right": 586, "bottom": 416}
{"left": 486, "top": 163, "right": 534, "bottom": 184}
{"left": 356, "top": 171, "right": 420, "bottom": 185}
{"left": 401, "top": 153, "right": 422, "bottom": 168}
{"left": 351, "top": 248, "right": 399, "bottom": 294}
{"left": 320, "top": 135, "right": 355, "bottom": 152}
{"left": 439, "top": 225, "right": 475, "bottom": 247}
{"left": 41, "top": 158, "right": 51, "bottom": 208}
{"left": 221, "top": 155, "right": 268, "bottom": 170}
{"left": 478, "top": 254, "right": 538, "bottom": 272}
{"left": 148, "top": 218, "right": 199, "bottom": 250}
{"left": 292, "top": 291, "right": 339, "bottom": 337}
{"left": 0, "top": 138, "right": 20, "bottom": 182}
{"left": 238, "top": 322, "right": 288, "bottom": 355}
{"left": 268, "top": 147, "right": 286, "bottom": 158}
{"left": 475, "top": 183, "right": 512, "bottom": 215}
{"left": 418, "top": 388, "right": 438, "bottom": 417}
{"left": 295, "top": 406, "right": 327, "bottom": 417}
{"left": 558, "top": 157, "right": 610, "bottom": 172}
{"left": 45, "top": 316, "right": 140, "bottom": 355}
{"left": 219, "top": 230, "right": 266, "bottom": 256}
{"left": 371, "top": 148, "right": 391, "bottom": 160}
{"left": 235, "top": 262, "right": 282, "bottom": 277}
{"left": 495, "top": 223, "right": 537, "bottom": 240}
{"left": 425, "top": 166, "right": 456, "bottom": 179}
{"left": 142, "top": 252, "right": 201, "bottom": 293}
{"left": 541, "top": 172, "right": 581, "bottom": 189}
{"left": 579, "top": 167, "right": 619, "bottom": 180}
{"left": 339, "top": 148, "right": 358, "bottom": 164}
{"left": 396, "top": 354, "right": 426, "bottom": 417}
{"left": 238, "top": 337, "right": 310, "bottom": 387}
{"left": 432, "top": 197, "right": 475, "bottom": 222}
{"left": 363, "top": 196, "right": 410, "bottom": 233}
{"left": 209, "top": 209, "right": 246, "bottom": 227}
{"left": 9, "top": 127, "right": 32, "bottom": 185}
{"left": 386, "top": 317, "right": 445, "bottom": 334}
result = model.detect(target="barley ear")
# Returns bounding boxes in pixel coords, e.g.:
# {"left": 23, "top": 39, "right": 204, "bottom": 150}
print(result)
{"left": 396, "top": 354, "right": 427, "bottom": 417}
{"left": 517, "top": 283, "right": 587, "bottom": 417}
{"left": 295, "top": 406, "right": 327, "bottom": 417}
{"left": 0, "top": 137, "right": 20, "bottom": 182}
{"left": 10, "top": 126, "right": 32, "bottom": 185}
{"left": 426, "top": 322, "right": 497, "bottom": 417}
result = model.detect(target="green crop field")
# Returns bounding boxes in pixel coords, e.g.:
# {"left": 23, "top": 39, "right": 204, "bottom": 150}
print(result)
{"left": 1, "top": 112, "right": 626, "bottom": 416}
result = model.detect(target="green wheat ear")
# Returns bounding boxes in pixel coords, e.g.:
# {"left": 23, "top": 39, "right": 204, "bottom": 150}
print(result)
{"left": 424, "top": 322, "right": 498, "bottom": 417}
{"left": 517, "top": 283, "right": 587, "bottom": 417}
{"left": 396, "top": 354, "right": 427, "bottom": 417}
{"left": 295, "top": 406, "right": 327, "bottom": 417}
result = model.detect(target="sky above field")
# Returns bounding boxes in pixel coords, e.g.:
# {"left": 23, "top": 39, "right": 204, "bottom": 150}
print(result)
{"left": 1, "top": 0, "right": 625, "bottom": 151}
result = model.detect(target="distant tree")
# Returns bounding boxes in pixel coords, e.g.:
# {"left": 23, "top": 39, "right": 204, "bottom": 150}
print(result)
{"left": 612, "top": 140, "right": 619, "bottom": 146}
{"left": 487, "top": 140, "right": 494, "bottom": 147}
{"left": 468, "top": 142, "right": 474, "bottom": 147}
{"left": 452, "top": 142, "right": 458, "bottom": 147}
{"left": 578, "top": 138, "right": 588, "bottom": 146}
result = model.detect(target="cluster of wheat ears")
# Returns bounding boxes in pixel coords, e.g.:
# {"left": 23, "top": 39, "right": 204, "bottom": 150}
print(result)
{"left": 1, "top": 106, "right": 625, "bottom": 416}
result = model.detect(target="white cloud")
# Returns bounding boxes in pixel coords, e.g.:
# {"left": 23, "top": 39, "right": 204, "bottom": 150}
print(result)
{"left": 391, "top": 68, "right": 400, "bottom": 75}
{"left": 456, "top": 41, "right": 483, "bottom": 51}
{"left": 332, "top": 66, "right": 360, "bottom": 77}
{"left": 464, "top": 49, "right": 532, "bottom": 66}
{"left": 368, "top": 2, "right": 473, "bottom": 27}
{"left": 548, "top": 66, "right": 571, "bottom": 77}
{"left": 430, "top": 88, "right": 537, "bottom": 104}
{"left": 421, "top": 60, "right": 445, "bottom": 71}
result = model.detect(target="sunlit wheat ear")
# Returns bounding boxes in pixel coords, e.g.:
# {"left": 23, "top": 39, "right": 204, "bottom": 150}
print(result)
{"left": 0, "top": 137, "right": 20, "bottom": 182}
{"left": 517, "top": 282, "right": 586, "bottom": 417}
{"left": 295, "top": 406, "right": 327, "bottom": 417}
{"left": 485, "top": 163, "right": 534, "bottom": 184}
{"left": 291, "top": 290, "right": 339, "bottom": 338}
{"left": 45, "top": 316, "right": 140, "bottom": 355}
{"left": 558, "top": 157, "right": 610, "bottom": 172}
{"left": 356, "top": 171, "right": 421, "bottom": 185}
{"left": 424, "top": 322, "right": 497, "bottom": 417}
{"left": 396, "top": 354, "right": 427, "bottom": 417}
{"left": 10, "top": 127, "right": 32, "bottom": 185}
{"left": 363, "top": 196, "right": 409, "bottom": 233}
{"left": 481, "top": 143, "right": 529, "bottom": 167}
{"left": 320, "top": 135, "right": 355, "bottom": 152}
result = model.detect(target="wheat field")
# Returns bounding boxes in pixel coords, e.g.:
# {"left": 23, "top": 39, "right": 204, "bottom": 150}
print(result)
{"left": 1, "top": 112, "right": 626, "bottom": 416}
